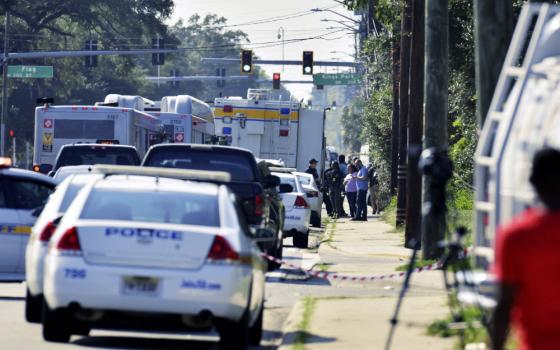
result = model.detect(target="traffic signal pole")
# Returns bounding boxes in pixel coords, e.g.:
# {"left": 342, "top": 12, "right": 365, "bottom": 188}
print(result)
{"left": 1, "top": 10, "right": 9, "bottom": 157}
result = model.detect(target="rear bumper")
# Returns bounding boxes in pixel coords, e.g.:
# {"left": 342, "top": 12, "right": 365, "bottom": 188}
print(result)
{"left": 43, "top": 255, "right": 254, "bottom": 321}
{"left": 283, "top": 208, "right": 310, "bottom": 233}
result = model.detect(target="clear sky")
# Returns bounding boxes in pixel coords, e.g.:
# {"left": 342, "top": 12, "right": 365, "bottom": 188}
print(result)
{"left": 171, "top": 0, "right": 358, "bottom": 100}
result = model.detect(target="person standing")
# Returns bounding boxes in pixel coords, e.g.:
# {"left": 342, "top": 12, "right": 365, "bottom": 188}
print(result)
{"left": 352, "top": 159, "right": 369, "bottom": 221}
{"left": 343, "top": 164, "right": 358, "bottom": 218}
{"left": 367, "top": 163, "right": 379, "bottom": 215}
{"left": 305, "top": 158, "right": 320, "bottom": 185}
{"left": 325, "top": 161, "right": 343, "bottom": 218}
{"left": 492, "top": 148, "right": 560, "bottom": 350}
{"left": 338, "top": 154, "right": 348, "bottom": 217}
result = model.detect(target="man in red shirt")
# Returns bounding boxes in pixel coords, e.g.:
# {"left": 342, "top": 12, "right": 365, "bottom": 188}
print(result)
{"left": 492, "top": 148, "right": 560, "bottom": 350}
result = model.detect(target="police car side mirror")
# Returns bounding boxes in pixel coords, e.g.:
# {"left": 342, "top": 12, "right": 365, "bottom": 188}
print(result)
{"left": 252, "top": 228, "right": 275, "bottom": 243}
{"left": 279, "top": 183, "right": 293, "bottom": 193}
{"left": 30, "top": 206, "right": 44, "bottom": 217}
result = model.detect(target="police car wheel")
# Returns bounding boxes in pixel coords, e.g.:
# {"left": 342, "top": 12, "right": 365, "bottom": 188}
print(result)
{"left": 311, "top": 213, "right": 321, "bottom": 228}
{"left": 293, "top": 231, "right": 309, "bottom": 249}
{"left": 25, "top": 289, "right": 42, "bottom": 323}
{"left": 42, "top": 302, "right": 71, "bottom": 343}
{"left": 249, "top": 302, "right": 264, "bottom": 346}
{"left": 217, "top": 310, "right": 249, "bottom": 350}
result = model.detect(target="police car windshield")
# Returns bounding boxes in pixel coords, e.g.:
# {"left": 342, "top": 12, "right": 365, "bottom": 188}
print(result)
{"left": 55, "top": 147, "right": 140, "bottom": 171}
{"left": 80, "top": 190, "right": 220, "bottom": 227}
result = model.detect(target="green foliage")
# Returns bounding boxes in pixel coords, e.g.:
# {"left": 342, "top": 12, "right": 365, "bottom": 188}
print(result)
{"left": 340, "top": 102, "right": 364, "bottom": 154}
{"left": 427, "top": 307, "right": 488, "bottom": 348}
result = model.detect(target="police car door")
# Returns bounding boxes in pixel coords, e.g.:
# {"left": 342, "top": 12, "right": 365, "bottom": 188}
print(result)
{"left": 0, "top": 178, "right": 20, "bottom": 273}
{"left": 5, "top": 177, "right": 54, "bottom": 274}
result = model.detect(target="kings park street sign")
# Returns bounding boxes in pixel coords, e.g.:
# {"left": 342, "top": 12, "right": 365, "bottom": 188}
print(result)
{"left": 313, "top": 73, "right": 362, "bottom": 86}
{"left": 7, "top": 65, "right": 54, "bottom": 78}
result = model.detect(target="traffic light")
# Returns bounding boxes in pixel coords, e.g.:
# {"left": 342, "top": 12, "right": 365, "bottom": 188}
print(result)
{"left": 8, "top": 130, "right": 14, "bottom": 138}
{"left": 85, "top": 40, "right": 97, "bottom": 68}
{"left": 272, "top": 73, "right": 281, "bottom": 89}
{"left": 241, "top": 50, "right": 253, "bottom": 74}
{"left": 302, "top": 51, "right": 313, "bottom": 75}
{"left": 152, "top": 38, "right": 165, "bottom": 66}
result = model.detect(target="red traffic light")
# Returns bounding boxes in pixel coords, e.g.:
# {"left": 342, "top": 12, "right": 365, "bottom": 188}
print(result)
{"left": 8, "top": 130, "right": 14, "bottom": 138}
{"left": 272, "top": 73, "right": 281, "bottom": 89}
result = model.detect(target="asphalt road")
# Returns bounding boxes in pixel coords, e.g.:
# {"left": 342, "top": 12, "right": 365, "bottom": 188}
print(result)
{"left": 0, "top": 235, "right": 323, "bottom": 350}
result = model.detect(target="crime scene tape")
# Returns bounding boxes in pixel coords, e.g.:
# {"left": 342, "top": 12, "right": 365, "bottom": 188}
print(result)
{"left": 260, "top": 252, "right": 443, "bottom": 282}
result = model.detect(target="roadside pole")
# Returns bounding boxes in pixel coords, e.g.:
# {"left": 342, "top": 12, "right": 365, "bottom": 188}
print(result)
{"left": 11, "top": 136, "right": 15, "bottom": 166}
{"left": 396, "top": 0, "right": 413, "bottom": 227}
{"left": 1, "top": 10, "right": 9, "bottom": 157}
{"left": 390, "top": 28, "right": 400, "bottom": 196}
{"left": 422, "top": 0, "right": 449, "bottom": 259}
{"left": 405, "top": 0, "right": 425, "bottom": 248}
{"left": 474, "top": 0, "right": 513, "bottom": 128}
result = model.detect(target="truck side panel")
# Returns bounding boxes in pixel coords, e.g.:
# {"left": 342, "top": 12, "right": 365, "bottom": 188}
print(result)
{"left": 297, "top": 109, "right": 324, "bottom": 174}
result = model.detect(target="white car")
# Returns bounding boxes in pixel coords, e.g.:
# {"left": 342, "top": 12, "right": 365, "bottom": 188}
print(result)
{"left": 293, "top": 172, "right": 323, "bottom": 227}
{"left": 25, "top": 173, "right": 102, "bottom": 323}
{"left": 272, "top": 172, "right": 311, "bottom": 248}
{"left": 52, "top": 165, "right": 96, "bottom": 182}
{"left": 41, "top": 173, "right": 267, "bottom": 349}
{"left": 0, "top": 158, "right": 57, "bottom": 282}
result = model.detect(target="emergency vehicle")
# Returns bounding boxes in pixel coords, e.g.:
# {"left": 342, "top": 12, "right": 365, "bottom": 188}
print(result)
{"left": 33, "top": 96, "right": 163, "bottom": 172}
{"left": 475, "top": 3, "right": 560, "bottom": 255}
{"left": 105, "top": 94, "right": 216, "bottom": 144}
{"left": 214, "top": 89, "right": 324, "bottom": 173}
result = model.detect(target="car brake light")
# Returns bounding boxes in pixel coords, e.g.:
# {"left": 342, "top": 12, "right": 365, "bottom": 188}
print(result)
{"left": 207, "top": 235, "right": 240, "bottom": 262}
{"left": 294, "top": 196, "right": 308, "bottom": 209}
{"left": 255, "top": 194, "right": 264, "bottom": 216}
{"left": 39, "top": 221, "right": 58, "bottom": 242}
{"left": 306, "top": 191, "right": 318, "bottom": 198}
{"left": 56, "top": 227, "right": 81, "bottom": 253}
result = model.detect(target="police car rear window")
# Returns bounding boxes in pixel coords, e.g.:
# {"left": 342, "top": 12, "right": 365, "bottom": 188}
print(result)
{"left": 80, "top": 190, "right": 220, "bottom": 227}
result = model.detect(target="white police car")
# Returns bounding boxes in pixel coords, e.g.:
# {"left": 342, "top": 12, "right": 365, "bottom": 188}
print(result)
{"left": 41, "top": 170, "right": 267, "bottom": 349}
{"left": 272, "top": 171, "right": 311, "bottom": 248}
{"left": 0, "top": 158, "right": 57, "bottom": 281}
{"left": 25, "top": 173, "right": 102, "bottom": 323}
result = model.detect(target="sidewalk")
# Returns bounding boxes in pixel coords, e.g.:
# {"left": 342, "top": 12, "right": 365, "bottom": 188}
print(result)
{"left": 279, "top": 212, "right": 455, "bottom": 350}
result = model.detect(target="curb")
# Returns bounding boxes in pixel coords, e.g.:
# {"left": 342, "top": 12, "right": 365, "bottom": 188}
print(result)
{"left": 277, "top": 299, "right": 305, "bottom": 350}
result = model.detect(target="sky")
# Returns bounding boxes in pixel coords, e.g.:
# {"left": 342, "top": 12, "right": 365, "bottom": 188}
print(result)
{"left": 171, "top": 0, "right": 359, "bottom": 100}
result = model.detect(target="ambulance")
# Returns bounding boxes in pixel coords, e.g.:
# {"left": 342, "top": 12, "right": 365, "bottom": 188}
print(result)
{"left": 33, "top": 97, "right": 163, "bottom": 173}
{"left": 213, "top": 89, "right": 324, "bottom": 173}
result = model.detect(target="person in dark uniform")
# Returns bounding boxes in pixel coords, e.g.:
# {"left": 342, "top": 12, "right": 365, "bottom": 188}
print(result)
{"left": 307, "top": 158, "right": 333, "bottom": 216}
{"left": 305, "top": 158, "right": 320, "bottom": 185}
{"left": 325, "top": 161, "right": 343, "bottom": 218}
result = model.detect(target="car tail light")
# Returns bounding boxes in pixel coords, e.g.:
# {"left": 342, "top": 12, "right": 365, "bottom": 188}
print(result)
{"left": 56, "top": 227, "right": 82, "bottom": 254}
{"left": 207, "top": 235, "right": 240, "bottom": 262}
{"left": 306, "top": 191, "right": 318, "bottom": 198}
{"left": 255, "top": 194, "right": 264, "bottom": 216}
{"left": 39, "top": 221, "right": 58, "bottom": 242}
{"left": 294, "top": 196, "right": 308, "bottom": 209}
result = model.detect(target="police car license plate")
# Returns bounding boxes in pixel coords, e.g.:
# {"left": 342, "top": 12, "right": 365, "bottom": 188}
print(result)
{"left": 121, "top": 276, "right": 160, "bottom": 297}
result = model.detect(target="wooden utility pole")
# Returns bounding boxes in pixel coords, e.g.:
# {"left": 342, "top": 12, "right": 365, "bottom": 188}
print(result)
{"left": 474, "top": 0, "right": 513, "bottom": 128}
{"left": 396, "top": 0, "right": 413, "bottom": 227}
{"left": 390, "top": 34, "right": 400, "bottom": 195}
{"left": 404, "top": 0, "right": 425, "bottom": 248}
{"left": 422, "top": 0, "right": 449, "bottom": 259}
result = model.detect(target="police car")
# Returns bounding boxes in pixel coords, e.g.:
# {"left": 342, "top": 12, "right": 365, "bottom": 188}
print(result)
{"left": 41, "top": 169, "right": 267, "bottom": 349}
{"left": 25, "top": 173, "right": 102, "bottom": 323}
{"left": 0, "top": 158, "right": 57, "bottom": 281}
{"left": 271, "top": 170, "right": 311, "bottom": 248}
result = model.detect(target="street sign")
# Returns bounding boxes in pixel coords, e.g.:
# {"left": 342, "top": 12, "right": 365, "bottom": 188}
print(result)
{"left": 313, "top": 73, "right": 362, "bottom": 86}
{"left": 7, "top": 65, "right": 53, "bottom": 78}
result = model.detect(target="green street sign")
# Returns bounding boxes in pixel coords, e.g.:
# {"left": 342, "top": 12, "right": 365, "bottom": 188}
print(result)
{"left": 7, "top": 65, "right": 54, "bottom": 78}
{"left": 313, "top": 73, "right": 362, "bottom": 86}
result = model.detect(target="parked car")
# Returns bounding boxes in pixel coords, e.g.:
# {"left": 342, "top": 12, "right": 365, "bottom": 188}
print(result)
{"left": 25, "top": 173, "right": 102, "bottom": 323}
{"left": 294, "top": 171, "right": 323, "bottom": 227}
{"left": 0, "top": 158, "right": 57, "bottom": 282}
{"left": 51, "top": 144, "right": 140, "bottom": 175}
{"left": 141, "top": 144, "right": 286, "bottom": 270}
{"left": 272, "top": 171, "right": 311, "bottom": 248}
{"left": 41, "top": 172, "right": 268, "bottom": 349}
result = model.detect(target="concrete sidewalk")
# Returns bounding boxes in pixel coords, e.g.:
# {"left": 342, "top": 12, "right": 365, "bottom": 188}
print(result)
{"left": 279, "top": 213, "right": 455, "bottom": 350}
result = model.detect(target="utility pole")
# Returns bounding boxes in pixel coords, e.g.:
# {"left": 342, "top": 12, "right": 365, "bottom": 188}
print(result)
{"left": 422, "top": 0, "right": 449, "bottom": 259}
{"left": 390, "top": 30, "right": 400, "bottom": 195}
{"left": 396, "top": 0, "right": 413, "bottom": 227}
{"left": 405, "top": 0, "right": 425, "bottom": 248}
{"left": 1, "top": 10, "right": 9, "bottom": 157}
{"left": 474, "top": 0, "right": 513, "bottom": 128}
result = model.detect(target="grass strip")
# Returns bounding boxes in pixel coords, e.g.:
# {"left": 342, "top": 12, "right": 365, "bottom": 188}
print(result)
{"left": 293, "top": 297, "right": 317, "bottom": 350}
